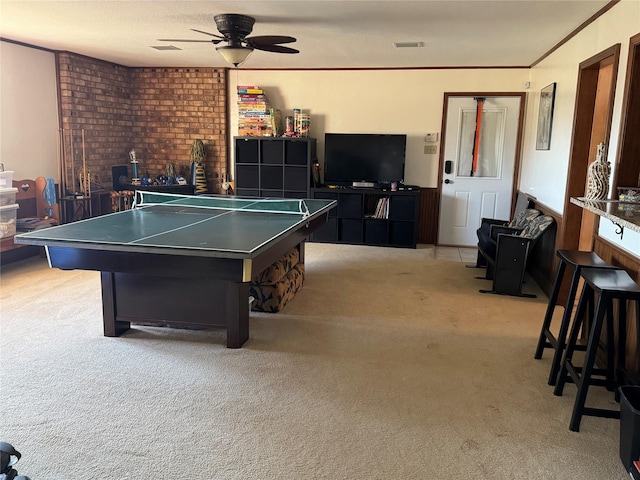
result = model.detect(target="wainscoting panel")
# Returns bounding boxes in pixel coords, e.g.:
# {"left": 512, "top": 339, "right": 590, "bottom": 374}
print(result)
{"left": 417, "top": 188, "right": 439, "bottom": 245}
{"left": 527, "top": 198, "right": 562, "bottom": 297}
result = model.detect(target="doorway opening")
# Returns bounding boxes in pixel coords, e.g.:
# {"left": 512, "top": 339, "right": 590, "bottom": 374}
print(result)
{"left": 612, "top": 32, "right": 640, "bottom": 195}
{"left": 560, "top": 44, "right": 621, "bottom": 253}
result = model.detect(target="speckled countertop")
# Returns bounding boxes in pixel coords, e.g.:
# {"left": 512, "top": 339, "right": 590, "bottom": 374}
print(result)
{"left": 571, "top": 197, "right": 640, "bottom": 234}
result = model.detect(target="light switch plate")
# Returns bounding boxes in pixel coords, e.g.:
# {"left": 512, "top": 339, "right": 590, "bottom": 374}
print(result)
{"left": 424, "top": 145, "right": 438, "bottom": 155}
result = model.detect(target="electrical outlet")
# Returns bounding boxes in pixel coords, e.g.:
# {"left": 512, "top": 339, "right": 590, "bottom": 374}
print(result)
{"left": 424, "top": 145, "right": 438, "bottom": 155}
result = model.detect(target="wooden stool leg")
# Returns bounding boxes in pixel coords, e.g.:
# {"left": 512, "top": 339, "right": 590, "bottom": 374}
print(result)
{"left": 548, "top": 266, "right": 582, "bottom": 385}
{"left": 534, "top": 261, "right": 566, "bottom": 359}
{"left": 569, "top": 296, "right": 607, "bottom": 431}
{"left": 614, "top": 299, "right": 628, "bottom": 387}
{"left": 605, "top": 300, "right": 620, "bottom": 390}
{"left": 554, "top": 283, "right": 591, "bottom": 397}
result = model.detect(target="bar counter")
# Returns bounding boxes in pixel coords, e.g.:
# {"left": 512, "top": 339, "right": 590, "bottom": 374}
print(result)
{"left": 571, "top": 197, "right": 640, "bottom": 237}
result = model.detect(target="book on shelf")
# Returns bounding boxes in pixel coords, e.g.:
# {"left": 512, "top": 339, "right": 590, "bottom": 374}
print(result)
{"left": 238, "top": 128, "right": 274, "bottom": 137}
{"left": 237, "top": 88, "right": 264, "bottom": 94}
{"left": 238, "top": 105, "right": 270, "bottom": 115}
{"left": 238, "top": 111, "right": 271, "bottom": 117}
{"left": 373, "top": 198, "right": 389, "bottom": 219}
{"left": 237, "top": 100, "right": 268, "bottom": 106}
{"left": 238, "top": 94, "right": 268, "bottom": 100}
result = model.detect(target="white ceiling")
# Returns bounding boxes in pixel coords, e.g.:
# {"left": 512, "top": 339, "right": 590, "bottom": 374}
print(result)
{"left": 0, "top": 0, "right": 614, "bottom": 69}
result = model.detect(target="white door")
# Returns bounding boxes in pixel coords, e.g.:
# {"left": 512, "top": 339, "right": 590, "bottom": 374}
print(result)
{"left": 438, "top": 96, "right": 521, "bottom": 246}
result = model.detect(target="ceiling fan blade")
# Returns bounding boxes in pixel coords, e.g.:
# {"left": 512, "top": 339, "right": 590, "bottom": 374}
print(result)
{"left": 157, "top": 38, "right": 213, "bottom": 43}
{"left": 246, "top": 35, "right": 297, "bottom": 45}
{"left": 251, "top": 43, "right": 299, "bottom": 54}
{"left": 190, "top": 29, "right": 226, "bottom": 40}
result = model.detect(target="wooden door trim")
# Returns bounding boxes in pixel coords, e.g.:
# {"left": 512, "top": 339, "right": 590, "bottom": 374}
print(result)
{"left": 612, "top": 32, "right": 640, "bottom": 192}
{"left": 559, "top": 44, "right": 621, "bottom": 251}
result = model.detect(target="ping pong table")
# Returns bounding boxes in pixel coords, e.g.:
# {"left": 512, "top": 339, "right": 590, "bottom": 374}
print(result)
{"left": 15, "top": 192, "right": 336, "bottom": 348}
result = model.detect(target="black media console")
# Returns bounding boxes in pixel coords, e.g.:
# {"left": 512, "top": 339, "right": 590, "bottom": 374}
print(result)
{"left": 311, "top": 186, "right": 420, "bottom": 248}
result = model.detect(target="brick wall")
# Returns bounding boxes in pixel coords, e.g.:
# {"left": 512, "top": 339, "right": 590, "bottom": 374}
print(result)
{"left": 57, "top": 52, "right": 132, "bottom": 194}
{"left": 57, "top": 53, "right": 228, "bottom": 194}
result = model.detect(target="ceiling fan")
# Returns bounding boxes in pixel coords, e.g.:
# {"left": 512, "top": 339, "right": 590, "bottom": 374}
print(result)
{"left": 158, "top": 13, "right": 299, "bottom": 67}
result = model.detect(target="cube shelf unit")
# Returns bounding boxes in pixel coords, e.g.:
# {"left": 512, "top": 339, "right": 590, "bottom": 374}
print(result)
{"left": 311, "top": 187, "right": 420, "bottom": 248}
{"left": 234, "top": 137, "right": 316, "bottom": 198}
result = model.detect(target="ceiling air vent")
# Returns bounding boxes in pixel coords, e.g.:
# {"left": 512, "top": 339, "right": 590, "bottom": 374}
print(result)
{"left": 392, "top": 42, "right": 424, "bottom": 48}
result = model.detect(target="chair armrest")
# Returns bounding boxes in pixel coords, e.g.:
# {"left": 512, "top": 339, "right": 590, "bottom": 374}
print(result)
{"left": 490, "top": 225, "right": 523, "bottom": 240}
{"left": 481, "top": 217, "right": 508, "bottom": 227}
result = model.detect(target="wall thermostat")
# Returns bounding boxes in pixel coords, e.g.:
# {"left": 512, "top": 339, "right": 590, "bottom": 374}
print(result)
{"left": 425, "top": 133, "right": 439, "bottom": 143}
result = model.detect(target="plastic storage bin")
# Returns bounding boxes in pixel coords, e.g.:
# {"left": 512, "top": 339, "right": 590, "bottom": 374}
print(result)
{"left": 620, "top": 386, "right": 640, "bottom": 472}
{"left": 0, "top": 170, "right": 14, "bottom": 188}
{"left": 0, "top": 187, "right": 18, "bottom": 206}
{"left": 0, "top": 203, "right": 19, "bottom": 238}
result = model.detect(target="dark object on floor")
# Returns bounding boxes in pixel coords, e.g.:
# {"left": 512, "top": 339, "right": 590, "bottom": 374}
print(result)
{"left": 620, "top": 386, "right": 640, "bottom": 472}
{"left": 0, "top": 442, "right": 31, "bottom": 480}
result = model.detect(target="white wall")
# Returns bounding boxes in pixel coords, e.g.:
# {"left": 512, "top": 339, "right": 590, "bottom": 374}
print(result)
{"left": 229, "top": 69, "right": 528, "bottom": 187}
{"left": 0, "top": 42, "right": 59, "bottom": 181}
{"left": 519, "top": 0, "right": 640, "bottom": 255}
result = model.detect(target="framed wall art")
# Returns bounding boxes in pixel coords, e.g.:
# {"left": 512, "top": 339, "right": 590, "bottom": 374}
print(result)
{"left": 536, "top": 82, "right": 556, "bottom": 150}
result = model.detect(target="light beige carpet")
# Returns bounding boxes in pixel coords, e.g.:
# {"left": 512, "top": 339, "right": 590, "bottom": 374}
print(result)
{"left": 0, "top": 243, "right": 628, "bottom": 479}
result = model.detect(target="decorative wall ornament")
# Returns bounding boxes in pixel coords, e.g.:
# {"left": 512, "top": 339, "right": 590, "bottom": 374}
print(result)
{"left": 536, "top": 83, "right": 556, "bottom": 150}
{"left": 585, "top": 142, "right": 610, "bottom": 200}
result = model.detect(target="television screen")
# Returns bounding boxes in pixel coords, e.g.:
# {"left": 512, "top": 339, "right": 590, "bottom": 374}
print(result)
{"left": 324, "top": 133, "right": 406, "bottom": 186}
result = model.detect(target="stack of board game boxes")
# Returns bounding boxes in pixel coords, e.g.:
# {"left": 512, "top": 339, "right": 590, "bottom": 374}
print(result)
{"left": 237, "top": 86, "right": 281, "bottom": 137}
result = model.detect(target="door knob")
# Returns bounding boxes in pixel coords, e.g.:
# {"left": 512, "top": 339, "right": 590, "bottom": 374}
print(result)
{"left": 444, "top": 179, "right": 453, "bottom": 184}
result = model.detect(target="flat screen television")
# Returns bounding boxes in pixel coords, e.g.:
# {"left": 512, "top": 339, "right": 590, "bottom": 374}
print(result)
{"left": 323, "top": 133, "right": 406, "bottom": 187}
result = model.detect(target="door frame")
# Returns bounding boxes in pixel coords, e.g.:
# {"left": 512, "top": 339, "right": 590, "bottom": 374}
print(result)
{"left": 559, "top": 44, "right": 620, "bottom": 252}
{"left": 611, "top": 33, "right": 640, "bottom": 200}
{"left": 435, "top": 92, "right": 527, "bottom": 245}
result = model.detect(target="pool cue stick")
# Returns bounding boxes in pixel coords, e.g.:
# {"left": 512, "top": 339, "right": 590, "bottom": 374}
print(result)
{"left": 69, "top": 129, "right": 76, "bottom": 196}
{"left": 82, "top": 128, "right": 91, "bottom": 216}
{"left": 86, "top": 131, "right": 92, "bottom": 214}
{"left": 61, "top": 129, "right": 68, "bottom": 197}
{"left": 81, "top": 129, "right": 86, "bottom": 196}
{"left": 56, "top": 129, "right": 65, "bottom": 207}
{"left": 57, "top": 129, "right": 64, "bottom": 200}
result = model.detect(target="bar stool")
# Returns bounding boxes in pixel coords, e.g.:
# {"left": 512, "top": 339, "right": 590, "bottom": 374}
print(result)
{"left": 534, "top": 250, "right": 619, "bottom": 386}
{"left": 554, "top": 268, "right": 640, "bottom": 432}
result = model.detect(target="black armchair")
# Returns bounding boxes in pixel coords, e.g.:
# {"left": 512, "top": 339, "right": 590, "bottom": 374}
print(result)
{"left": 468, "top": 192, "right": 537, "bottom": 268}
{"left": 477, "top": 214, "right": 555, "bottom": 297}
{"left": 470, "top": 208, "right": 541, "bottom": 268}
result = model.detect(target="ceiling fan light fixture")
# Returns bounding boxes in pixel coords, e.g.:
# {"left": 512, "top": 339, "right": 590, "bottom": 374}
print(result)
{"left": 216, "top": 45, "right": 254, "bottom": 67}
